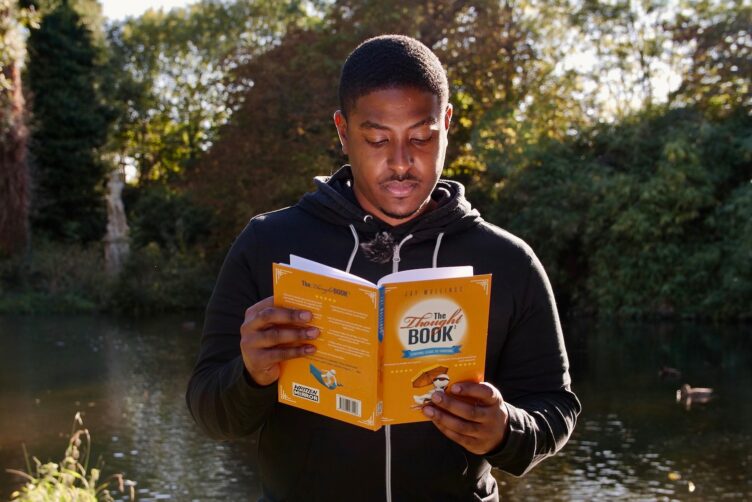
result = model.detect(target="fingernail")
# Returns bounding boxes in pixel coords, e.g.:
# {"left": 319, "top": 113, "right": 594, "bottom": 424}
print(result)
{"left": 304, "top": 345, "right": 316, "bottom": 354}
{"left": 451, "top": 384, "right": 462, "bottom": 394}
{"left": 423, "top": 406, "right": 435, "bottom": 418}
{"left": 299, "top": 311, "right": 312, "bottom": 321}
{"left": 306, "top": 328, "right": 319, "bottom": 339}
{"left": 431, "top": 392, "right": 443, "bottom": 404}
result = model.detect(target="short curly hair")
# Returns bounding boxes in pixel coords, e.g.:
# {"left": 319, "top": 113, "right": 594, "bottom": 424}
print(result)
{"left": 338, "top": 34, "right": 448, "bottom": 117}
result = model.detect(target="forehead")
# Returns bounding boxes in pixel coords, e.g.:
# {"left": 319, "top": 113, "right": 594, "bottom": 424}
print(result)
{"left": 348, "top": 87, "right": 442, "bottom": 124}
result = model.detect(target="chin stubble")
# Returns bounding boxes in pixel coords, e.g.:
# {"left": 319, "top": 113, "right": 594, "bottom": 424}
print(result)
{"left": 379, "top": 198, "right": 430, "bottom": 221}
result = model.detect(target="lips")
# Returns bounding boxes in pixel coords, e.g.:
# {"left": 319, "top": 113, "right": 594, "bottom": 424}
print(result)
{"left": 383, "top": 180, "right": 419, "bottom": 197}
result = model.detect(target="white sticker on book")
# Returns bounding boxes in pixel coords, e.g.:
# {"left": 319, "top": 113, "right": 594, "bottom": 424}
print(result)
{"left": 292, "top": 382, "right": 320, "bottom": 403}
{"left": 336, "top": 394, "right": 361, "bottom": 417}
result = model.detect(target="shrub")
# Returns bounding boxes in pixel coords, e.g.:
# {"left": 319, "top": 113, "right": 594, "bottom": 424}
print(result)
{"left": 0, "top": 239, "right": 111, "bottom": 314}
{"left": 109, "top": 242, "right": 216, "bottom": 315}
{"left": 490, "top": 105, "right": 752, "bottom": 320}
{"left": 124, "top": 185, "right": 212, "bottom": 252}
{"left": 6, "top": 413, "right": 134, "bottom": 502}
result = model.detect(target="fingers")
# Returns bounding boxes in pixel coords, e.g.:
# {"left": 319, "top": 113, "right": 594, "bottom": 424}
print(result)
{"left": 249, "top": 343, "right": 317, "bottom": 368}
{"left": 244, "top": 325, "right": 319, "bottom": 349}
{"left": 423, "top": 402, "right": 487, "bottom": 454}
{"left": 244, "top": 303, "right": 313, "bottom": 330}
{"left": 425, "top": 391, "right": 486, "bottom": 425}
{"left": 426, "top": 383, "right": 500, "bottom": 422}
{"left": 241, "top": 327, "right": 318, "bottom": 386}
{"left": 449, "top": 382, "right": 499, "bottom": 405}
{"left": 422, "top": 382, "right": 509, "bottom": 455}
{"left": 240, "top": 296, "right": 319, "bottom": 386}
{"left": 241, "top": 296, "right": 317, "bottom": 347}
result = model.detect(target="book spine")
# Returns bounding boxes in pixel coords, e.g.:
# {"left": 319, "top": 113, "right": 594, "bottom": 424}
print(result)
{"left": 377, "top": 285, "right": 385, "bottom": 425}
{"left": 378, "top": 285, "right": 385, "bottom": 342}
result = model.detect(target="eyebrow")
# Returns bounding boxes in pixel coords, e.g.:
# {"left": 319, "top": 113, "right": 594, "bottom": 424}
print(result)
{"left": 358, "top": 117, "right": 438, "bottom": 130}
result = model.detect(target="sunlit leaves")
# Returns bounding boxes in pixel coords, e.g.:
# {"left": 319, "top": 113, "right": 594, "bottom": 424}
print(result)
{"left": 493, "top": 105, "right": 752, "bottom": 319}
{"left": 105, "top": 0, "right": 319, "bottom": 184}
{"left": 670, "top": 0, "right": 751, "bottom": 115}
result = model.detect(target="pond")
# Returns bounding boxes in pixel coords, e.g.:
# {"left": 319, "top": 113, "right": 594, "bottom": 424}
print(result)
{"left": 0, "top": 315, "right": 750, "bottom": 500}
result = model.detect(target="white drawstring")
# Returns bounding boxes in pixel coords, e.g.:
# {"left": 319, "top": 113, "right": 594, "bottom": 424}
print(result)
{"left": 346, "top": 224, "right": 359, "bottom": 273}
{"left": 385, "top": 231, "right": 414, "bottom": 502}
{"left": 384, "top": 231, "right": 445, "bottom": 502}
{"left": 432, "top": 232, "right": 445, "bottom": 268}
{"left": 385, "top": 423, "right": 393, "bottom": 502}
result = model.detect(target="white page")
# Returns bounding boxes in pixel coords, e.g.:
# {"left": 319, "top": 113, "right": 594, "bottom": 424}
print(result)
{"left": 377, "top": 266, "right": 473, "bottom": 286}
{"left": 289, "top": 255, "right": 375, "bottom": 287}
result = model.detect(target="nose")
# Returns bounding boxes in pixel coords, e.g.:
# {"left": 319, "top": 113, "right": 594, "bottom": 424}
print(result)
{"left": 388, "top": 140, "right": 412, "bottom": 175}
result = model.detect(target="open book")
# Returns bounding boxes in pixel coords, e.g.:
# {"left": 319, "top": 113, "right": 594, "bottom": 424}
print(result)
{"left": 273, "top": 255, "right": 492, "bottom": 431}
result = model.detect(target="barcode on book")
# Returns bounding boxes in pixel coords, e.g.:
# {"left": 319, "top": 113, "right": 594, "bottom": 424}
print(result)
{"left": 336, "top": 394, "right": 361, "bottom": 417}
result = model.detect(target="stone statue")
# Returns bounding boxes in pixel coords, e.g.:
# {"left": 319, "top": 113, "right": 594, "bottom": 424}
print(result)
{"left": 104, "top": 167, "right": 130, "bottom": 275}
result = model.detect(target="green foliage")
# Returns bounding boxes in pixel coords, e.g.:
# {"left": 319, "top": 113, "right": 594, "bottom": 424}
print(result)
{"left": 104, "top": 0, "right": 317, "bottom": 184}
{"left": 26, "top": 1, "right": 111, "bottom": 243}
{"left": 109, "top": 242, "right": 216, "bottom": 315}
{"left": 0, "top": 237, "right": 216, "bottom": 314}
{"left": 124, "top": 185, "right": 212, "bottom": 251}
{"left": 492, "top": 105, "right": 752, "bottom": 320}
{"left": 12, "top": 0, "right": 750, "bottom": 318}
{"left": 704, "top": 182, "right": 752, "bottom": 319}
{"left": 188, "top": 0, "right": 585, "bottom": 248}
{"left": 670, "top": 1, "right": 751, "bottom": 115}
{"left": 0, "top": 238, "right": 110, "bottom": 314}
{"left": 489, "top": 138, "right": 598, "bottom": 311}
{"left": 6, "top": 412, "right": 134, "bottom": 502}
{"left": 1, "top": 0, "right": 36, "bottom": 126}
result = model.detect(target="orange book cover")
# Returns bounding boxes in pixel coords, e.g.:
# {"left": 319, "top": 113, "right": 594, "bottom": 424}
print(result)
{"left": 273, "top": 256, "right": 491, "bottom": 431}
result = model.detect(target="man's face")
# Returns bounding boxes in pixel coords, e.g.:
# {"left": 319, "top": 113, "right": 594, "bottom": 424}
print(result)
{"left": 334, "top": 87, "right": 452, "bottom": 226}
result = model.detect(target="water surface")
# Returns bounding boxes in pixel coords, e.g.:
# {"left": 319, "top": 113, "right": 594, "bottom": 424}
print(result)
{"left": 0, "top": 315, "right": 749, "bottom": 500}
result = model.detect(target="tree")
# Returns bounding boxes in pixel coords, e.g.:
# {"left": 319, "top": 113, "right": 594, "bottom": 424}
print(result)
{"left": 26, "top": 0, "right": 110, "bottom": 242}
{"left": 105, "top": 0, "right": 318, "bottom": 185}
{"left": 439, "top": 0, "right": 585, "bottom": 199}
{"left": 567, "top": 0, "right": 679, "bottom": 118}
{"left": 0, "top": 0, "right": 33, "bottom": 257}
{"left": 669, "top": 0, "right": 751, "bottom": 115}
{"left": 491, "top": 105, "right": 752, "bottom": 319}
{"left": 187, "top": 0, "right": 586, "bottom": 248}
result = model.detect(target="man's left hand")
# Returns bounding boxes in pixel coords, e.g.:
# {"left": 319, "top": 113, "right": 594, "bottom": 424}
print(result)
{"left": 422, "top": 382, "right": 509, "bottom": 455}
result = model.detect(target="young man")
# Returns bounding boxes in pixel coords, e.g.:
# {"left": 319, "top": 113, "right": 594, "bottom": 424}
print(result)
{"left": 187, "top": 35, "right": 580, "bottom": 501}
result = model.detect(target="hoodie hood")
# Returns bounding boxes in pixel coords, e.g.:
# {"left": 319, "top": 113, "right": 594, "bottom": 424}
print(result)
{"left": 298, "top": 165, "right": 483, "bottom": 264}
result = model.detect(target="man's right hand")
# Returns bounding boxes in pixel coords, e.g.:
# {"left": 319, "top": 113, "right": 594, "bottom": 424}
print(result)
{"left": 240, "top": 296, "right": 319, "bottom": 386}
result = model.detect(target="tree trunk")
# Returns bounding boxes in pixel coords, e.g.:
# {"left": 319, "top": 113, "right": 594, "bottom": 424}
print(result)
{"left": 0, "top": 61, "right": 29, "bottom": 258}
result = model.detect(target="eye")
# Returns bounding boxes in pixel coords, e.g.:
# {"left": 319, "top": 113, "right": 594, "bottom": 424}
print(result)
{"left": 365, "top": 138, "right": 388, "bottom": 147}
{"left": 411, "top": 133, "right": 434, "bottom": 145}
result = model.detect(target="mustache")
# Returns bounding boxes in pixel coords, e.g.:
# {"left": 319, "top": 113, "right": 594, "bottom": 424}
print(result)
{"left": 384, "top": 173, "right": 420, "bottom": 182}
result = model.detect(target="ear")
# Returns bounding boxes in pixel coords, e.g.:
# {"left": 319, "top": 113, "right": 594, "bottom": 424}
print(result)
{"left": 443, "top": 103, "right": 453, "bottom": 131}
{"left": 333, "top": 110, "right": 349, "bottom": 155}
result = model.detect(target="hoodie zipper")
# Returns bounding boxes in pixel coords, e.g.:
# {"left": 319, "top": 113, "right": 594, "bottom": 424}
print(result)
{"left": 386, "top": 234, "right": 413, "bottom": 502}
{"left": 391, "top": 234, "right": 413, "bottom": 274}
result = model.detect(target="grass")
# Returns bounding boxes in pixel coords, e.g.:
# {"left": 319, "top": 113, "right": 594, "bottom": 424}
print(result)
{"left": 5, "top": 412, "right": 135, "bottom": 501}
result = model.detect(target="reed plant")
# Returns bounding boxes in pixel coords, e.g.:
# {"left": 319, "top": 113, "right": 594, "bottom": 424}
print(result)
{"left": 5, "top": 413, "right": 135, "bottom": 501}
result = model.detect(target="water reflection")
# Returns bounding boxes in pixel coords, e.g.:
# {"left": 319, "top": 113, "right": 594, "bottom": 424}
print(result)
{"left": 497, "top": 319, "right": 752, "bottom": 500}
{"left": 0, "top": 315, "right": 262, "bottom": 501}
{"left": 0, "top": 316, "right": 750, "bottom": 500}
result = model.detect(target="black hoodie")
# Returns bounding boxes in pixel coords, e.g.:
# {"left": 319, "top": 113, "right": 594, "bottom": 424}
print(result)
{"left": 187, "top": 166, "right": 580, "bottom": 501}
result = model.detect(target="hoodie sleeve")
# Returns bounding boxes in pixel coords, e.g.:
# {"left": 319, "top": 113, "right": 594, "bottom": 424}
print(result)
{"left": 484, "top": 250, "right": 581, "bottom": 475}
{"left": 186, "top": 222, "right": 278, "bottom": 440}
